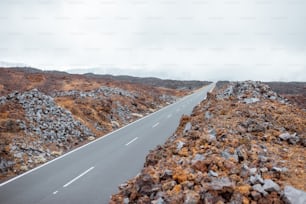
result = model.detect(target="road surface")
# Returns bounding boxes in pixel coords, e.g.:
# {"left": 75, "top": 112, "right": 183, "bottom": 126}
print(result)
{"left": 0, "top": 83, "right": 214, "bottom": 204}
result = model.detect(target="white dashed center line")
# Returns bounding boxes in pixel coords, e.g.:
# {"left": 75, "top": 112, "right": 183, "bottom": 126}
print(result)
{"left": 152, "top": 122, "right": 159, "bottom": 128}
{"left": 125, "top": 137, "right": 138, "bottom": 146}
{"left": 167, "top": 114, "right": 172, "bottom": 118}
{"left": 53, "top": 191, "right": 58, "bottom": 195}
{"left": 63, "top": 166, "right": 95, "bottom": 188}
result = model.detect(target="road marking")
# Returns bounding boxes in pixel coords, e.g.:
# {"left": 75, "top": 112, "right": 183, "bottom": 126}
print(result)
{"left": 209, "top": 84, "right": 215, "bottom": 93}
{"left": 125, "top": 137, "right": 138, "bottom": 146}
{"left": 53, "top": 191, "right": 58, "bottom": 195}
{"left": 152, "top": 122, "right": 159, "bottom": 128}
{"left": 0, "top": 83, "right": 214, "bottom": 187}
{"left": 63, "top": 166, "right": 95, "bottom": 188}
{"left": 167, "top": 114, "right": 172, "bottom": 118}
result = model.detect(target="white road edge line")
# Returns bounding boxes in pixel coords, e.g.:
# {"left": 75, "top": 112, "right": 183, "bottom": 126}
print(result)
{"left": 152, "top": 122, "right": 159, "bottom": 128}
{"left": 0, "top": 83, "right": 214, "bottom": 188}
{"left": 63, "top": 166, "right": 94, "bottom": 188}
{"left": 125, "top": 137, "right": 138, "bottom": 146}
{"left": 209, "top": 84, "right": 215, "bottom": 93}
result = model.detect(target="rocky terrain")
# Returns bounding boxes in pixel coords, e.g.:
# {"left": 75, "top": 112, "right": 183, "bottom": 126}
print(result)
{"left": 265, "top": 82, "right": 306, "bottom": 110}
{"left": 110, "top": 81, "right": 306, "bottom": 204}
{"left": 0, "top": 67, "right": 205, "bottom": 182}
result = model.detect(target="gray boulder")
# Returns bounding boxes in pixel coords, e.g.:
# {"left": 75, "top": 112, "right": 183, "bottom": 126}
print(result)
{"left": 263, "top": 179, "right": 280, "bottom": 192}
{"left": 183, "top": 122, "right": 192, "bottom": 133}
{"left": 252, "top": 184, "right": 268, "bottom": 196}
{"left": 283, "top": 186, "right": 306, "bottom": 204}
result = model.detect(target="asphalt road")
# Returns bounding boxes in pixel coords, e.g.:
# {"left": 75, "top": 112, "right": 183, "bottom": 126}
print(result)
{"left": 0, "top": 83, "right": 214, "bottom": 204}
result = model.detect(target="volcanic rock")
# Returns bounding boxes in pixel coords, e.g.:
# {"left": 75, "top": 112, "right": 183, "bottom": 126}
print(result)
{"left": 110, "top": 81, "right": 306, "bottom": 203}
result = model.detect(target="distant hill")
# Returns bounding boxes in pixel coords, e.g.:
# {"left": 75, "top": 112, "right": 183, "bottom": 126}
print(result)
{"left": 83, "top": 73, "right": 211, "bottom": 90}
{"left": 265, "top": 82, "right": 306, "bottom": 109}
{"left": 265, "top": 82, "right": 306, "bottom": 95}
{"left": 0, "top": 67, "right": 211, "bottom": 96}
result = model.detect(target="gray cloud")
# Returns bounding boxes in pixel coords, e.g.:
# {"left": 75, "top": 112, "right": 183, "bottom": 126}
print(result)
{"left": 0, "top": 0, "right": 305, "bottom": 81}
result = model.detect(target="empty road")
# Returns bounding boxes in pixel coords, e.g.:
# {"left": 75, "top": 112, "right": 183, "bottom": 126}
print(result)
{"left": 0, "top": 83, "right": 214, "bottom": 204}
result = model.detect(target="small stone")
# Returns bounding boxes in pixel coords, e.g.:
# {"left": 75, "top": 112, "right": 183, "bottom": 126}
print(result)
{"left": 173, "top": 170, "right": 188, "bottom": 183}
{"left": 243, "top": 98, "right": 260, "bottom": 104}
{"left": 242, "top": 196, "right": 250, "bottom": 204}
{"left": 204, "top": 177, "right": 234, "bottom": 190}
{"left": 260, "top": 167, "right": 268, "bottom": 173}
{"left": 51, "top": 151, "right": 62, "bottom": 156}
{"left": 208, "top": 129, "right": 217, "bottom": 142}
{"left": 184, "top": 190, "right": 200, "bottom": 204}
{"left": 283, "top": 186, "right": 306, "bottom": 204}
{"left": 221, "top": 151, "right": 238, "bottom": 161}
{"left": 14, "top": 152, "right": 23, "bottom": 159}
{"left": 235, "top": 146, "right": 248, "bottom": 162}
{"left": 152, "top": 197, "right": 165, "bottom": 204}
{"left": 111, "top": 121, "right": 120, "bottom": 128}
{"left": 250, "top": 174, "right": 264, "bottom": 185}
{"left": 221, "top": 151, "right": 231, "bottom": 159}
{"left": 288, "top": 136, "right": 300, "bottom": 145}
{"left": 279, "top": 132, "right": 291, "bottom": 140}
{"left": 262, "top": 179, "right": 280, "bottom": 192}
{"left": 123, "top": 198, "right": 129, "bottom": 204}
{"left": 131, "top": 113, "right": 143, "bottom": 118}
{"left": 177, "top": 141, "right": 185, "bottom": 151}
{"left": 172, "top": 184, "right": 182, "bottom": 194}
{"left": 10, "top": 145, "right": 18, "bottom": 151}
{"left": 208, "top": 170, "right": 218, "bottom": 177}
{"left": 184, "top": 122, "right": 192, "bottom": 133}
{"left": 205, "top": 111, "right": 213, "bottom": 119}
{"left": 35, "top": 155, "right": 47, "bottom": 164}
{"left": 236, "top": 185, "right": 251, "bottom": 195}
{"left": 251, "top": 191, "right": 261, "bottom": 201}
{"left": 161, "top": 169, "right": 173, "bottom": 179}
{"left": 20, "top": 165, "right": 28, "bottom": 171}
{"left": 272, "top": 166, "right": 288, "bottom": 173}
{"left": 191, "top": 154, "right": 205, "bottom": 164}
{"left": 178, "top": 147, "right": 189, "bottom": 157}
{"left": 162, "top": 181, "right": 176, "bottom": 191}
{"left": 249, "top": 168, "right": 257, "bottom": 175}
{"left": 258, "top": 155, "right": 268, "bottom": 162}
{"left": 88, "top": 136, "right": 95, "bottom": 141}
{"left": 252, "top": 184, "right": 268, "bottom": 196}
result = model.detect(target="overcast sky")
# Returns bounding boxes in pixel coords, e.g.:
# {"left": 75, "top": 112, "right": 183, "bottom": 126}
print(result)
{"left": 0, "top": 0, "right": 305, "bottom": 81}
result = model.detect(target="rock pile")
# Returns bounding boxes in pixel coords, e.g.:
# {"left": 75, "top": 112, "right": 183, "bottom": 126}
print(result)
{"left": 9, "top": 89, "right": 94, "bottom": 142}
{"left": 51, "top": 86, "right": 138, "bottom": 99}
{"left": 0, "top": 89, "right": 95, "bottom": 176}
{"left": 110, "top": 81, "right": 306, "bottom": 204}
{"left": 216, "top": 81, "right": 288, "bottom": 104}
